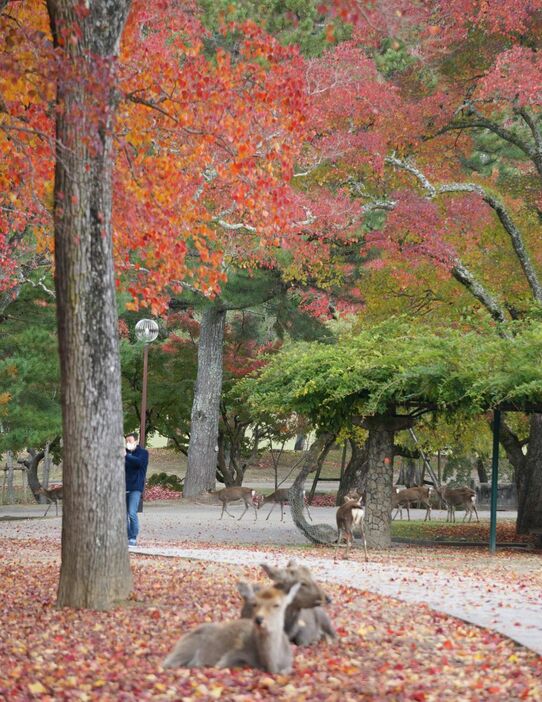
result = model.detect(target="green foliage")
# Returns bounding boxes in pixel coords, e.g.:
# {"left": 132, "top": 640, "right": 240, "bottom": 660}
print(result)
{"left": 199, "top": 0, "right": 352, "bottom": 57}
{"left": 241, "top": 318, "right": 542, "bottom": 432}
{"left": 147, "top": 472, "right": 184, "bottom": 491}
{"left": 0, "top": 282, "right": 61, "bottom": 453}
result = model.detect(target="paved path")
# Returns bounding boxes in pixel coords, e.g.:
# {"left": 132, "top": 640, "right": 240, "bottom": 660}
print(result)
{"left": 2, "top": 501, "right": 540, "bottom": 656}
{"left": 132, "top": 544, "right": 542, "bottom": 656}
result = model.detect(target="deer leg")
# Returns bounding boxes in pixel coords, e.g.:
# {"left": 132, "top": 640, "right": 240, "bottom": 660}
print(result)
{"left": 43, "top": 501, "right": 51, "bottom": 518}
{"left": 238, "top": 502, "right": 249, "bottom": 520}
{"left": 359, "top": 521, "right": 369, "bottom": 562}
{"left": 472, "top": 503, "right": 479, "bottom": 523}
{"left": 344, "top": 528, "right": 353, "bottom": 559}
{"left": 280, "top": 501, "right": 285, "bottom": 522}
{"left": 424, "top": 502, "right": 431, "bottom": 522}
{"left": 221, "top": 503, "right": 236, "bottom": 519}
{"left": 406, "top": 504, "right": 411, "bottom": 521}
{"left": 252, "top": 500, "right": 258, "bottom": 521}
{"left": 265, "top": 503, "right": 276, "bottom": 521}
{"left": 335, "top": 528, "right": 343, "bottom": 557}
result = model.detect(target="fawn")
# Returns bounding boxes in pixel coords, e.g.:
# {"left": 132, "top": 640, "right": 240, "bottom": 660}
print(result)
{"left": 259, "top": 487, "right": 313, "bottom": 522}
{"left": 208, "top": 486, "right": 259, "bottom": 521}
{"left": 37, "top": 485, "right": 63, "bottom": 517}
{"left": 392, "top": 485, "right": 432, "bottom": 521}
{"left": 336, "top": 492, "right": 368, "bottom": 561}
{"left": 162, "top": 580, "right": 300, "bottom": 674}
{"left": 238, "top": 560, "right": 335, "bottom": 647}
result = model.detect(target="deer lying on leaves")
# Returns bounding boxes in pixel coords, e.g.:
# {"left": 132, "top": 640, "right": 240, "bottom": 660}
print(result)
{"left": 259, "top": 487, "right": 313, "bottom": 522}
{"left": 392, "top": 486, "right": 432, "bottom": 521}
{"left": 37, "top": 485, "right": 63, "bottom": 517}
{"left": 162, "top": 579, "right": 300, "bottom": 673}
{"left": 336, "top": 492, "right": 368, "bottom": 561}
{"left": 435, "top": 485, "right": 479, "bottom": 523}
{"left": 208, "top": 486, "right": 259, "bottom": 521}
{"left": 238, "top": 560, "right": 335, "bottom": 647}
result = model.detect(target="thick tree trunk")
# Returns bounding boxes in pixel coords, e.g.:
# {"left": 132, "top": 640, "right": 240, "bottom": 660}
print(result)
{"left": 499, "top": 414, "right": 542, "bottom": 534}
{"left": 517, "top": 414, "right": 542, "bottom": 534}
{"left": 337, "top": 439, "right": 368, "bottom": 504}
{"left": 184, "top": 306, "right": 226, "bottom": 497}
{"left": 18, "top": 449, "right": 45, "bottom": 502}
{"left": 290, "top": 433, "right": 337, "bottom": 544}
{"left": 362, "top": 415, "right": 415, "bottom": 549}
{"left": 47, "top": 0, "right": 132, "bottom": 609}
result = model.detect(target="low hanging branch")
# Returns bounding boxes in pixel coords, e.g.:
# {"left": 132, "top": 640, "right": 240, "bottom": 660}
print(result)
{"left": 288, "top": 432, "right": 337, "bottom": 544}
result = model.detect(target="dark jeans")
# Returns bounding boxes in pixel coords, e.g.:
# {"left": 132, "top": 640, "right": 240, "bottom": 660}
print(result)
{"left": 126, "top": 490, "right": 142, "bottom": 541}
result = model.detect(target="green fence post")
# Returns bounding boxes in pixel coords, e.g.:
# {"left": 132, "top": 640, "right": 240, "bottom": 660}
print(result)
{"left": 489, "top": 409, "right": 501, "bottom": 553}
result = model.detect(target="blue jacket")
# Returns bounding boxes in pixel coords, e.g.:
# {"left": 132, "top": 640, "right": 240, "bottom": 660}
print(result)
{"left": 125, "top": 445, "right": 149, "bottom": 493}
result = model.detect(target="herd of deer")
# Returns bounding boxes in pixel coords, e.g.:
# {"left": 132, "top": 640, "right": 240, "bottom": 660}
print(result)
{"left": 162, "top": 559, "right": 335, "bottom": 674}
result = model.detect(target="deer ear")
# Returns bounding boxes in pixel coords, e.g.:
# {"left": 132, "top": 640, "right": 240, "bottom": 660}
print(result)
{"left": 260, "top": 563, "right": 279, "bottom": 580}
{"left": 237, "top": 582, "right": 256, "bottom": 603}
{"left": 284, "top": 582, "right": 301, "bottom": 605}
{"left": 286, "top": 559, "right": 298, "bottom": 568}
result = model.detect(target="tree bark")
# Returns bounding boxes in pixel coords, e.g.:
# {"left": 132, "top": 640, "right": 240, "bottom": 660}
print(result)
{"left": 337, "top": 438, "right": 368, "bottom": 504}
{"left": 184, "top": 306, "right": 226, "bottom": 496}
{"left": 290, "top": 433, "right": 337, "bottom": 544}
{"left": 497, "top": 414, "right": 542, "bottom": 533}
{"left": 18, "top": 448, "right": 44, "bottom": 502}
{"left": 516, "top": 415, "right": 542, "bottom": 534}
{"left": 47, "top": 0, "right": 132, "bottom": 609}
{"left": 362, "top": 415, "right": 415, "bottom": 549}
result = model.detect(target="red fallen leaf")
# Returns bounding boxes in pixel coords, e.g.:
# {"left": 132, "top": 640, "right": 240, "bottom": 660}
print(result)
{"left": 442, "top": 640, "right": 454, "bottom": 649}
{"left": 412, "top": 692, "right": 427, "bottom": 701}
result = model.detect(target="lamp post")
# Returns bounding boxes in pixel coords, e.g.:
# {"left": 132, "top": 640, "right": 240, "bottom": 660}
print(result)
{"left": 135, "top": 319, "right": 159, "bottom": 448}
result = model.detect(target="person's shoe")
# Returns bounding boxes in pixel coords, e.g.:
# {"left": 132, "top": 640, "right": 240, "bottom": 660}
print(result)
{"left": 128, "top": 539, "right": 137, "bottom": 547}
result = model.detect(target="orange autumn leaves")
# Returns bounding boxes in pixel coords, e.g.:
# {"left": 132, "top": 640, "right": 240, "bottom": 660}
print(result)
{"left": 1, "top": 0, "right": 309, "bottom": 311}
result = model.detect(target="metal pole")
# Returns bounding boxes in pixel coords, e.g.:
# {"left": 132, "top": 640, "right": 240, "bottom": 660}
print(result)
{"left": 139, "top": 343, "right": 149, "bottom": 448}
{"left": 489, "top": 409, "right": 501, "bottom": 553}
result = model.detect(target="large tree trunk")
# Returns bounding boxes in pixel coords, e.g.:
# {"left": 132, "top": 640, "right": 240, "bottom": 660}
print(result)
{"left": 337, "top": 438, "right": 368, "bottom": 505}
{"left": 47, "top": 0, "right": 132, "bottom": 610}
{"left": 290, "top": 433, "right": 337, "bottom": 544}
{"left": 184, "top": 306, "right": 226, "bottom": 497}
{"left": 362, "top": 415, "right": 415, "bottom": 549}
{"left": 499, "top": 414, "right": 542, "bottom": 534}
{"left": 18, "top": 448, "right": 45, "bottom": 502}
{"left": 516, "top": 415, "right": 542, "bottom": 534}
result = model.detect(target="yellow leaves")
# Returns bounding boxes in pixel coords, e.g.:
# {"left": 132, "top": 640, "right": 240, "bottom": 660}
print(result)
{"left": 0, "top": 392, "right": 11, "bottom": 405}
{"left": 28, "top": 682, "right": 47, "bottom": 695}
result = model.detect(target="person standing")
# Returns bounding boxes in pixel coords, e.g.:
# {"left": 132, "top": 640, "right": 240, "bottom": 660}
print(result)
{"left": 125, "top": 432, "right": 149, "bottom": 546}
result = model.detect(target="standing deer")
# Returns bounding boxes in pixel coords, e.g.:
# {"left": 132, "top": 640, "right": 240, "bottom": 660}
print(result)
{"left": 435, "top": 485, "right": 479, "bottom": 523}
{"left": 336, "top": 493, "right": 368, "bottom": 561}
{"left": 37, "top": 485, "right": 63, "bottom": 517}
{"left": 208, "top": 487, "right": 259, "bottom": 521}
{"left": 162, "top": 580, "right": 301, "bottom": 673}
{"left": 392, "top": 486, "right": 432, "bottom": 521}
{"left": 238, "top": 560, "right": 335, "bottom": 646}
{"left": 259, "top": 488, "right": 313, "bottom": 522}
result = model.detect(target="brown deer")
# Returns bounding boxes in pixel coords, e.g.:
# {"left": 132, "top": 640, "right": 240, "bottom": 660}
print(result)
{"left": 162, "top": 580, "right": 300, "bottom": 673}
{"left": 208, "top": 486, "right": 259, "bottom": 521}
{"left": 259, "top": 487, "right": 313, "bottom": 522}
{"left": 392, "top": 486, "right": 432, "bottom": 521}
{"left": 238, "top": 560, "right": 335, "bottom": 647}
{"left": 37, "top": 485, "right": 63, "bottom": 517}
{"left": 435, "top": 485, "right": 479, "bottom": 523}
{"left": 336, "top": 493, "right": 368, "bottom": 561}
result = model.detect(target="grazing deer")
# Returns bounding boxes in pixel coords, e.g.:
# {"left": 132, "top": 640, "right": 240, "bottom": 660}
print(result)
{"left": 209, "top": 486, "right": 259, "bottom": 521}
{"left": 336, "top": 493, "right": 368, "bottom": 561}
{"left": 259, "top": 488, "right": 313, "bottom": 522}
{"left": 162, "top": 581, "right": 300, "bottom": 674}
{"left": 239, "top": 560, "right": 335, "bottom": 646}
{"left": 37, "top": 485, "right": 63, "bottom": 517}
{"left": 392, "top": 486, "right": 432, "bottom": 521}
{"left": 435, "top": 485, "right": 479, "bottom": 523}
